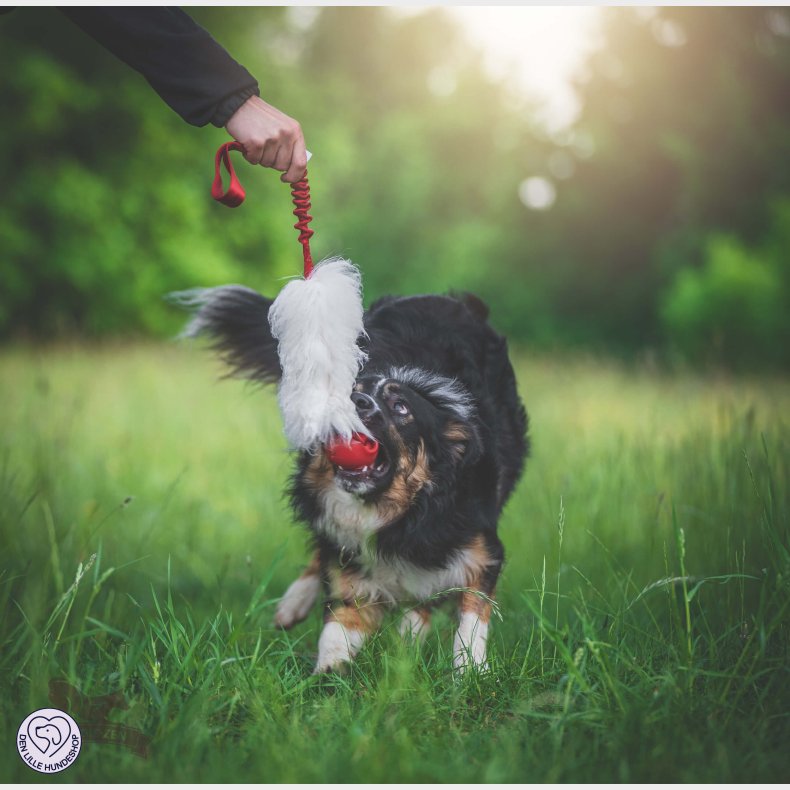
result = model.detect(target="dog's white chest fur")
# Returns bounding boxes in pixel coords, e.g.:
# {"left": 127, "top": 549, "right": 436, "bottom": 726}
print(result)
{"left": 316, "top": 485, "right": 481, "bottom": 604}
{"left": 349, "top": 553, "right": 476, "bottom": 604}
{"left": 316, "top": 485, "right": 383, "bottom": 554}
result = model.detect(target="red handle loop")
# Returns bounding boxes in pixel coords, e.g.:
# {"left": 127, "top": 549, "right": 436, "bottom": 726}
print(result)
{"left": 211, "top": 142, "right": 314, "bottom": 277}
{"left": 211, "top": 141, "right": 246, "bottom": 207}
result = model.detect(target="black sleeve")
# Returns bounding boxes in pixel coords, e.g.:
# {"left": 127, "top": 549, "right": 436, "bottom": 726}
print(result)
{"left": 60, "top": 7, "right": 260, "bottom": 127}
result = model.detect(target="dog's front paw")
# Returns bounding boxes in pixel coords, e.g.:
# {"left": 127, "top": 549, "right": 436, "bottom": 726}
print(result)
{"left": 453, "top": 614, "right": 489, "bottom": 674}
{"left": 452, "top": 652, "right": 491, "bottom": 675}
{"left": 273, "top": 573, "right": 321, "bottom": 629}
{"left": 311, "top": 658, "right": 351, "bottom": 676}
{"left": 313, "top": 621, "right": 365, "bottom": 674}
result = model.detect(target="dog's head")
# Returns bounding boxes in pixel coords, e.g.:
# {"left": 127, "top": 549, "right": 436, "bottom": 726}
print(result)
{"left": 301, "top": 367, "right": 483, "bottom": 520}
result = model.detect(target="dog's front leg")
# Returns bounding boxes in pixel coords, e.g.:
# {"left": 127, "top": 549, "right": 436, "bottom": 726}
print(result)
{"left": 398, "top": 606, "right": 432, "bottom": 642}
{"left": 314, "top": 598, "right": 384, "bottom": 674}
{"left": 453, "top": 536, "right": 502, "bottom": 673}
{"left": 274, "top": 551, "right": 321, "bottom": 629}
{"left": 453, "top": 589, "right": 495, "bottom": 673}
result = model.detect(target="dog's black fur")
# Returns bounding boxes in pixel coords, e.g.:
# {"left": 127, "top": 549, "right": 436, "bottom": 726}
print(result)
{"left": 182, "top": 286, "right": 528, "bottom": 672}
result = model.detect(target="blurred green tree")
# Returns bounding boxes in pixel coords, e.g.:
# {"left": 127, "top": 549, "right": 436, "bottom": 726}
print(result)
{"left": 1, "top": 7, "right": 789, "bottom": 370}
{"left": 539, "top": 7, "right": 790, "bottom": 360}
{"left": 0, "top": 7, "right": 302, "bottom": 337}
{"left": 661, "top": 201, "right": 790, "bottom": 367}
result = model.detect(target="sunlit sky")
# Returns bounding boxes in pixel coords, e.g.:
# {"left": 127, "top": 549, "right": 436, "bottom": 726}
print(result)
{"left": 287, "top": 6, "right": 603, "bottom": 132}
{"left": 285, "top": 5, "right": 607, "bottom": 211}
{"left": 448, "top": 7, "right": 603, "bottom": 132}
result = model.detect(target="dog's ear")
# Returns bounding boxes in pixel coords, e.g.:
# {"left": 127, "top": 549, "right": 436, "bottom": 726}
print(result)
{"left": 168, "top": 286, "right": 281, "bottom": 383}
{"left": 443, "top": 417, "right": 483, "bottom": 468}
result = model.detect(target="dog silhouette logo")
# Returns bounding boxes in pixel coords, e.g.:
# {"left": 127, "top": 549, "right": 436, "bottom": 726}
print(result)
{"left": 17, "top": 708, "right": 81, "bottom": 773}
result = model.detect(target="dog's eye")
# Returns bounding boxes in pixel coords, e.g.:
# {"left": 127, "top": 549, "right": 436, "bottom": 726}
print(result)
{"left": 392, "top": 399, "right": 410, "bottom": 416}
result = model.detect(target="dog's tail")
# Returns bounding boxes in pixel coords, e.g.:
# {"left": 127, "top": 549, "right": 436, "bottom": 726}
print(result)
{"left": 169, "top": 286, "right": 281, "bottom": 383}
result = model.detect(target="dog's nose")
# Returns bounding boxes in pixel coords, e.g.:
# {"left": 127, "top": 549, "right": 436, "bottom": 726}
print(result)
{"left": 351, "top": 391, "right": 379, "bottom": 419}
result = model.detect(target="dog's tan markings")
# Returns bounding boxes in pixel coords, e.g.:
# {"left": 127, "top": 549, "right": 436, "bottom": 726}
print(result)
{"left": 305, "top": 551, "right": 321, "bottom": 575}
{"left": 462, "top": 535, "right": 491, "bottom": 582}
{"left": 315, "top": 583, "right": 385, "bottom": 673}
{"left": 327, "top": 564, "right": 369, "bottom": 604}
{"left": 327, "top": 597, "right": 384, "bottom": 633}
{"left": 274, "top": 551, "right": 322, "bottom": 629}
{"left": 405, "top": 440, "right": 431, "bottom": 489}
{"left": 304, "top": 453, "right": 334, "bottom": 493}
{"left": 444, "top": 421, "right": 471, "bottom": 461}
{"left": 454, "top": 535, "right": 495, "bottom": 672}
{"left": 458, "top": 590, "right": 493, "bottom": 623}
{"left": 324, "top": 560, "right": 385, "bottom": 627}
{"left": 376, "top": 439, "right": 431, "bottom": 524}
{"left": 444, "top": 422, "right": 470, "bottom": 443}
{"left": 388, "top": 423, "right": 409, "bottom": 455}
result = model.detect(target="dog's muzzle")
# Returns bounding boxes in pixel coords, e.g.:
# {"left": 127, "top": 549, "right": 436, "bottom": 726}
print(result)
{"left": 325, "top": 391, "right": 391, "bottom": 492}
{"left": 351, "top": 391, "right": 379, "bottom": 422}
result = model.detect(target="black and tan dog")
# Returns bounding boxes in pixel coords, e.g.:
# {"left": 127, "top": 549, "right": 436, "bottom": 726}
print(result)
{"left": 182, "top": 288, "right": 528, "bottom": 673}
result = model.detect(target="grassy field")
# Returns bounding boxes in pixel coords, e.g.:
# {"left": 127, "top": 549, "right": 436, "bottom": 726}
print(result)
{"left": 1, "top": 341, "right": 788, "bottom": 782}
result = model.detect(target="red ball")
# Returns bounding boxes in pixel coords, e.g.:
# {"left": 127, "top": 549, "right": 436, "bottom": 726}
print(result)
{"left": 325, "top": 433, "right": 379, "bottom": 469}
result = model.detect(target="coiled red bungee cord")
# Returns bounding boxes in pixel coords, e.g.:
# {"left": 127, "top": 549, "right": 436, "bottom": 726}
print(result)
{"left": 290, "top": 175, "right": 314, "bottom": 278}
{"left": 212, "top": 140, "right": 314, "bottom": 278}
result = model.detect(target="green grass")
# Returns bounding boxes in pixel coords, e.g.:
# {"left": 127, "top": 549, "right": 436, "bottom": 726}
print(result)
{"left": 1, "top": 342, "right": 789, "bottom": 782}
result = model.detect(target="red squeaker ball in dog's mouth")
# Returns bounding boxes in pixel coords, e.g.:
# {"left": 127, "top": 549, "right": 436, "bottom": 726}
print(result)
{"left": 325, "top": 433, "right": 379, "bottom": 469}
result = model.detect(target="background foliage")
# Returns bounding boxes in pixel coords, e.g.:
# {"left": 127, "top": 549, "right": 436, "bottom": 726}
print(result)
{"left": 1, "top": 7, "right": 789, "bottom": 367}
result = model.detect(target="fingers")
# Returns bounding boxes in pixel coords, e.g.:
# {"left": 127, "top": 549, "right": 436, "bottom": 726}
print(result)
{"left": 225, "top": 96, "right": 308, "bottom": 183}
{"left": 241, "top": 144, "right": 263, "bottom": 166}
{"left": 281, "top": 140, "right": 309, "bottom": 184}
{"left": 272, "top": 142, "right": 292, "bottom": 172}
{"left": 259, "top": 137, "right": 282, "bottom": 169}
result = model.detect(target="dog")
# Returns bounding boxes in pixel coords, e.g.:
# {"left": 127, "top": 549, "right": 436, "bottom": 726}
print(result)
{"left": 181, "top": 287, "right": 528, "bottom": 673}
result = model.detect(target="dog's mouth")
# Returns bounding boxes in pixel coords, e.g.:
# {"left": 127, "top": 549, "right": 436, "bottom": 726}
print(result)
{"left": 332, "top": 442, "right": 391, "bottom": 490}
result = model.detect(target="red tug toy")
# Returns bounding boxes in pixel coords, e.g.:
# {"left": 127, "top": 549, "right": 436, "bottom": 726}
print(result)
{"left": 325, "top": 432, "right": 379, "bottom": 469}
{"left": 212, "top": 141, "right": 380, "bottom": 471}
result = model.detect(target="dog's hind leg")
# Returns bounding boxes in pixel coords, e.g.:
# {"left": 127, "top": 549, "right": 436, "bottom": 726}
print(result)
{"left": 274, "top": 552, "right": 321, "bottom": 629}
{"left": 398, "top": 606, "right": 431, "bottom": 642}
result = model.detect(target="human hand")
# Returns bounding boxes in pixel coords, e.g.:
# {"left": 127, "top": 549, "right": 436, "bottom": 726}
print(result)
{"left": 225, "top": 95, "right": 308, "bottom": 183}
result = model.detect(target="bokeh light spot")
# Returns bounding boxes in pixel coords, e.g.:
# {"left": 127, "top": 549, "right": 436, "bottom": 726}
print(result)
{"left": 426, "top": 66, "right": 457, "bottom": 98}
{"left": 651, "top": 18, "right": 687, "bottom": 48}
{"left": 519, "top": 177, "right": 557, "bottom": 211}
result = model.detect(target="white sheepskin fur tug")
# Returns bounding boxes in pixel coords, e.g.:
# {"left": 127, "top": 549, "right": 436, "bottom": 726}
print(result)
{"left": 268, "top": 257, "right": 370, "bottom": 450}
